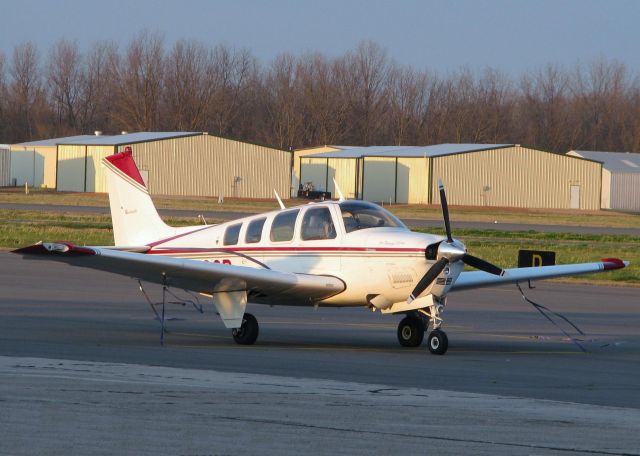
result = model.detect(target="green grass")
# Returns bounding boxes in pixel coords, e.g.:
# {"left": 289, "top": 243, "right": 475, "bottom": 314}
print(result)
{"left": 2, "top": 187, "right": 640, "bottom": 228}
{"left": 2, "top": 208, "right": 637, "bottom": 284}
{"left": 0, "top": 210, "right": 213, "bottom": 249}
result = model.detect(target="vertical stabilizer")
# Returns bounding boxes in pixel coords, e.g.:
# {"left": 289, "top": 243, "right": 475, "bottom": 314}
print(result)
{"left": 102, "top": 150, "right": 173, "bottom": 246}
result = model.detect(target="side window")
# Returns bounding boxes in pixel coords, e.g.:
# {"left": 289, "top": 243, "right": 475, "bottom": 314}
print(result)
{"left": 223, "top": 223, "right": 242, "bottom": 245}
{"left": 301, "top": 207, "right": 336, "bottom": 241}
{"left": 270, "top": 210, "right": 299, "bottom": 242}
{"left": 245, "top": 218, "right": 266, "bottom": 244}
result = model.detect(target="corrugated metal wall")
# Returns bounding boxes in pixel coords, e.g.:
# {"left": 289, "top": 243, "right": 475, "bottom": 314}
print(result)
{"left": 601, "top": 169, "right": 611, "bottom": 209}
{"left": 431, "top": 146, "right": 601, "bottom": 210}
{"left": 0, "top": 148, "right": 10, "bottom": 186}
{"left": 56, "top": 145, "right": 87, "bottom": 191}
{"left": 610, "top": 173, "right": 640, "bottom": 211}
{"left": 327, "top": 158, "right": 357, "bottom": 198}
{"left": 87, "top": 146, "right": 116, "bottom": 192}
{"left": 128, "top": 134, "right": 290, "bottom": 198}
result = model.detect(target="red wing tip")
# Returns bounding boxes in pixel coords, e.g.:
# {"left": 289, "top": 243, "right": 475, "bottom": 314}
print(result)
{"left": 12, "top": 242, "right": 96, "bottom": 256}
{"left": 601, "top": 258, "right": 627, "bottom": 270}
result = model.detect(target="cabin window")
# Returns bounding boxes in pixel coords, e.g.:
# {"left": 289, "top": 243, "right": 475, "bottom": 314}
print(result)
{"left": 270, "top": 209, "right": 299, "bottom": 242}
{"left": 339, "top": 201, "right": 406, "bottom": 233}
{"left": 301, "top": 207, "right": 336, "bottom": 240}
{"left": 223, "top": 223, "right": 242, "bottom": 245}
{"left": 245, "top": 218, "right": 266, "bottom": 244}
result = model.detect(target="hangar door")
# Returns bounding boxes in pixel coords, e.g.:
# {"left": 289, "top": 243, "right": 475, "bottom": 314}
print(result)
{"left": 300, "top": 158, "right": 328, "bottom": 192}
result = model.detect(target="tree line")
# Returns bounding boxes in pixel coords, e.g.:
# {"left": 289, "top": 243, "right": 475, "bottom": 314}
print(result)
{"left": 1, "top": 32, "right": 639, "bottom": 153}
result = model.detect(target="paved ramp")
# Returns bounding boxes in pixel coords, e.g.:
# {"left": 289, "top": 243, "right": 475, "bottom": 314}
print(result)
{"left": 1, "top": 356, "right": 638, "bottom": 455}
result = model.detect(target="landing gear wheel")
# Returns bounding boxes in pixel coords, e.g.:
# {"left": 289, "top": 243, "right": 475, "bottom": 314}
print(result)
{"left": 232, "top": 313, "right": 259, "bottom": 345}
{"left": 427, "top": 329, "right": 448, "bottom": 355}
{"left": 397, "top": 316, "right": 425, "bottom": 347}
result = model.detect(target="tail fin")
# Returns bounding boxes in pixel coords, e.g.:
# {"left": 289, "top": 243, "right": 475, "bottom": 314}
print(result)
{"left": 102, "top": 150, "right": 173, "bottom": 246}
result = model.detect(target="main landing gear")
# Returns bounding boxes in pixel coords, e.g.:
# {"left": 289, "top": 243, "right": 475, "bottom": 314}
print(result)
{"left": 232, "top": 313, "right": 259, "bottom": 345}
{"left": 397, "top": 314, "right": 426, "bottom": 347}
{"left": 396, "top": 303, "right": 449, "bottom": 355}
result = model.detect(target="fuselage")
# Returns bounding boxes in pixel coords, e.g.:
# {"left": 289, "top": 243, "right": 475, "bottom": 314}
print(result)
{"left": 145, "top": 200, "right": 445, "bottom": 306}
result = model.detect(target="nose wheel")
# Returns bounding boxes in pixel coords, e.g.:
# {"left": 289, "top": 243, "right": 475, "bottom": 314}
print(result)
{"left": 427, "top": 329, "right": 448, "bottom": 355}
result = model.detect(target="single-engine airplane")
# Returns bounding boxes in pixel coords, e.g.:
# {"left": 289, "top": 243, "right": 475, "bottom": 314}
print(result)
{"left": 14, "top": 150, "right": 629, "bottom": 354}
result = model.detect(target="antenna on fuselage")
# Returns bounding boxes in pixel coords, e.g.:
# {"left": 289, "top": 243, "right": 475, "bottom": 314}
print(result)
{"left": 333, "top": 178, "right": 346, "bottom": 202}
{"left": 274, "top": 189, "right": 286, "bottom": 210}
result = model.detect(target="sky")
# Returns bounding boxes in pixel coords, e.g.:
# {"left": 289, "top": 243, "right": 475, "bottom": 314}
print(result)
{"left": 1, "top": 0, "right": 639, "bottom": 76}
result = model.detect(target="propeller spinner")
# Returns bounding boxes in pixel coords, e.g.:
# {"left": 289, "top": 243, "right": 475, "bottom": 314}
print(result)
{"left": 407, "top": 180, "right": 505, "bottom": 303}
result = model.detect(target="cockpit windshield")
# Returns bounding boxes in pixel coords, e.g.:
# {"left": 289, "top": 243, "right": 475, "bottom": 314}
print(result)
{"left": 339, "top": 201, "right": 407, "bottom": 233}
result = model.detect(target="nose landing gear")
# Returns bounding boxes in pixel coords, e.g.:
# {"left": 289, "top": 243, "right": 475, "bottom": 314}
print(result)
{"left": 396, "top": 301, "right": 449, "bottom": 355}
{"left": 427, "top": 329, "right": 448, "bottom": 355}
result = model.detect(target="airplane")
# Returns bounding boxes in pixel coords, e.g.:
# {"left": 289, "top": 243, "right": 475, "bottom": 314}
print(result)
{"left": 13, "top": 149, "right": 629, "bottom": 355}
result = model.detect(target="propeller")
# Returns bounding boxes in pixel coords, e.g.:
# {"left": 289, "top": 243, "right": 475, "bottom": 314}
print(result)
{"left": 408, "top": 180, "right": 505, "bottom": 303}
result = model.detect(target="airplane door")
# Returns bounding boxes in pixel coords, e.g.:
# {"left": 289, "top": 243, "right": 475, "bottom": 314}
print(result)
{"left": 294, "top": 206, "right": 341, "bottom": 275}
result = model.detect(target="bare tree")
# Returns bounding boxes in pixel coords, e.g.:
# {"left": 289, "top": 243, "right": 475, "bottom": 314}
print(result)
{"left": 163, "top": 40, "right": 216, "bottom": 130}
{"left": 208, "top": 45, "right": 257, "bottom": 136}
{"left": 3, "top": 38, "right": 640, "bottom": 153}
{"left": 0, "top": 52, "right": 7, "bottom": 141}
{"left": 7, "top": 42, "right": 47, "bottom": 141}
{"left": 342, "top": 41, "right": 391, "bottom": 145}
{"left": 260, "top": 53, "right": 303, "bottom": 149}
{"left": 295, "top": 52, "right": 349, "bottom": 146}
{"left": 81, "top": 41, "right": 119, "bottom": 133}
{"left": 47, "top": 40, "right": 83, "bottom": 134}
{"left": 111, "top": 31, "right": 165, "bottom": 131}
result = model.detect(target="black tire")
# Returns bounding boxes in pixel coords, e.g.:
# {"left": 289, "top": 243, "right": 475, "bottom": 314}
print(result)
{"left": 427, "top": 329, "right": 448, "bottom": 355}
{"left": 232, "top": 313, "right": 259, "bottom": 345}
{"left": 397, "top": 316, "right": 425, "bottom": 347}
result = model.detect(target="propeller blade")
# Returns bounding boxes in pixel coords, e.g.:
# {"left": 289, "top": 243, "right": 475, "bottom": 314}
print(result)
{"left": 408, "top": 257, "right": 448, "bottom": 303}
{"left": 438, "top": 179, "right": 453, "bottom": 242}
{"left": 462, "top": 254, "right": 505, "bottom": 276}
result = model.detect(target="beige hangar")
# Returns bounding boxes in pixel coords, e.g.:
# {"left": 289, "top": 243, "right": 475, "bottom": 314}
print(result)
{"left": 300, "top": 144, "right": 602, "bottom": 210}
{"left": 55, "top": 132, "right": 291, "bottom": 198}
{"left": 569, "top": 150, "right": 640, "bottom": 212}
{"left": 9, "top": 135, "right": 94, "bottom": 188}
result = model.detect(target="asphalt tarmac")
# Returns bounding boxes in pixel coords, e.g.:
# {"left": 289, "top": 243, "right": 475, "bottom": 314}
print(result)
{"left": 1, "top": 252, "right": 639, "bottom": 454}
{"left": 3, "top": 201, "right": 639, "bottom": 235}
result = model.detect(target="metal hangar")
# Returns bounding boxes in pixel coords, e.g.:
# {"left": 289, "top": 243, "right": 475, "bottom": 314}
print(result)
{"left": 299, "top": 144, "right": 602, "bottom": 210}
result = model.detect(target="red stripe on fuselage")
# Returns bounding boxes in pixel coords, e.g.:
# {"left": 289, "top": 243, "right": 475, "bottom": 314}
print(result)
{"left": 147, "top": 225, "right": 216, "bottom": 247}
{"left": 147, "top": 246, "right": 424, "bottom": 254}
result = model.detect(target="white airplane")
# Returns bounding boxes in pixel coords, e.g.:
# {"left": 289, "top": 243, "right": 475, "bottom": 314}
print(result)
{"left": 14, "top": 150, "right": 629, "bottom": 355}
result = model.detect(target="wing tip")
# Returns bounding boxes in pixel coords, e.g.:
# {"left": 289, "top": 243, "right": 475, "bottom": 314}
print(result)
{"left": 601, "top": 258, "right": 627, "bottom": 270}
{"left": 13, "top": 242, "right": 96, "bottom": 256}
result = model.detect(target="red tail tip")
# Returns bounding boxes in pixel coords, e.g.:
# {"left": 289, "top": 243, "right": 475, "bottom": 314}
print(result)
{"left": 104, "top": 149, "right": 146, "bottom": 188}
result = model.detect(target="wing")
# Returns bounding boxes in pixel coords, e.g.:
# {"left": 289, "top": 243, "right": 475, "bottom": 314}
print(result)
{"left": 451, "top": 258, "right": 628, "bottom": 291}
{"left": 13, "top": 242, "right": 345, "bottom": 306}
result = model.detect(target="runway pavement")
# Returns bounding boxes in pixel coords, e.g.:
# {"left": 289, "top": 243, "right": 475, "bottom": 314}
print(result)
{"left": 3, "top": 201, "right": 639, "bottom": 235}
{"left": 1, "top": 252, "right": 639, "bottom": 454}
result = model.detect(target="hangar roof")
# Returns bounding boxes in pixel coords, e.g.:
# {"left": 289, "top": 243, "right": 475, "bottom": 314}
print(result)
{"left": 15, "top": 132, "right": 202, "bottom": 147}
{"left": 305, "top": 143, "right": 514, "bottom": 158}
{"left": 58, "top": 132, "right": 201, "bottom": 146}
{"left": 571, "top": 150, "right": 640, "bottom": 173}
{"left": 14, "top": 135, "right": 96, "bottom": 147}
